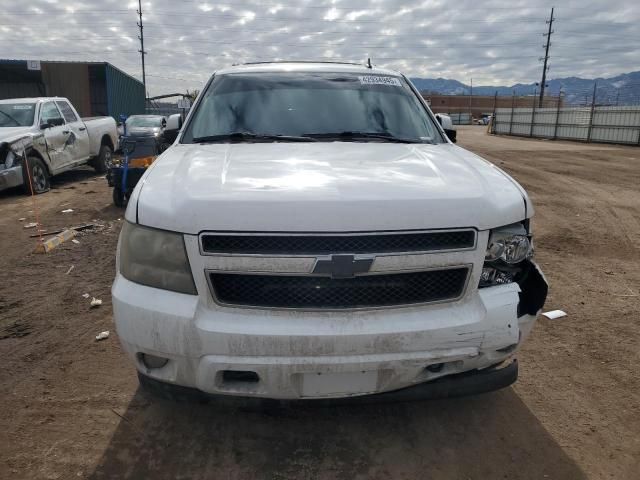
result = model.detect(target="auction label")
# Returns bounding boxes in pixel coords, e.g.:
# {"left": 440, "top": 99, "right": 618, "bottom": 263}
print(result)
{"left": 358, "top": 76, "right": 402, "bottom": 87}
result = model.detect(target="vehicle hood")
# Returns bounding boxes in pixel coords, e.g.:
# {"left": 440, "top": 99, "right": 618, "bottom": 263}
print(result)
{"left": 132, "top": 142, "right": 528, "bottom": 233}
{"left": 0, "top": 127, "right": 33, "bottom": 143}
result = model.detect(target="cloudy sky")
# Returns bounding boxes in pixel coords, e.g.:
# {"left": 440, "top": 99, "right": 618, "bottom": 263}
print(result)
{"left": 2, "top": 0, "right": 639, "bottom": 96}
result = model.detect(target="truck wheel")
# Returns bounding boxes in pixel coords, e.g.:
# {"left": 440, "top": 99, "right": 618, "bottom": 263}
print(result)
{"left": 94, "top": 144, "right": 113, "bottom": 173}
{"left": 112, "top": 187, "right": 126, "bottom": 208}
{"left": 23, "top": 156, "right": 50, "bottom": 195}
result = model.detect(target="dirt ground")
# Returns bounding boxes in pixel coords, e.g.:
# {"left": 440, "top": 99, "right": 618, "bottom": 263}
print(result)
{"left": 1, "top": 128, "right": 639, "bottom": 479}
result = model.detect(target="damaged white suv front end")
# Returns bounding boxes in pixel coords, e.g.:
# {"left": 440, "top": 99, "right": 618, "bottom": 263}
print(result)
{"left": 112, "top": 62, "right": 548, "bottom": 402}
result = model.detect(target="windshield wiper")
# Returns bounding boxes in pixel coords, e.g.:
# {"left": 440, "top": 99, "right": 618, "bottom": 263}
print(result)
{"left": 302, "top": 131, "right": 426, "bottom": 144}
{"left": 192, "top": 132, "right": 317, "bottom": 143}
{"left": 0, "top": 110, "right": 20, "bottom": 126}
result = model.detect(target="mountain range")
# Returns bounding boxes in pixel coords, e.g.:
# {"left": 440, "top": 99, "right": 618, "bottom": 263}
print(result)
{"left": 410, "top": 71, "right": 640, "bottom": 105}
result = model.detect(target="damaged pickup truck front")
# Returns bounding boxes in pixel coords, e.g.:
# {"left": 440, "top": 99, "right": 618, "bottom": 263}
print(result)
{"left": 113, "top": 62, "right": 548, "bottom": 402}
{"left": 0, "top": 98, "right": 117, "bottom": 194}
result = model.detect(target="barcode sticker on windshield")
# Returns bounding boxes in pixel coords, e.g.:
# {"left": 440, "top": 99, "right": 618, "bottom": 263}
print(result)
{"left": 359, "top": 76, "right": 402, "bottom": 87}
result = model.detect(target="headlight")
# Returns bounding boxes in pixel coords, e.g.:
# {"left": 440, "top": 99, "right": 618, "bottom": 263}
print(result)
{"left": 480, "top": 223, "right": 534, "bottom": 288}
{"left": 485, "top": 225, "right": 533, "bottom": 264}
{"left": 119, "top": 221, "right": 197, "bottom": 294}
{"left": 4, "top": 151, "right": 16, "bottom": 168}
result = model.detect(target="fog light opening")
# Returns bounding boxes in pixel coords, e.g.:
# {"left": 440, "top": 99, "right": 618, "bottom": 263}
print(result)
{"left": 139, "top": 353, "right": 169, "bottom": 369}
{"left": 221, "top": 370, "right": 260, "bottom": 384}
{"left": 426, "top": 363, "right": 444, "bottom": 373}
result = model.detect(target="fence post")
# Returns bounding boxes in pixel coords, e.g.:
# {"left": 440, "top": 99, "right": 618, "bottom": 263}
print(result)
{"left": 529, "top": 93, "right": 536, "bottom": 137}
{"left": 509, "top": 92, "right": 515, "bottom": 135}
{"left": 491, "top": 91, "right": 497, "bottom": 134}
{"left": 553, "top": 90, "right": 562, "bottom": 140}
{"left": 587, "top": 82, "right": 597, "bottom": 142}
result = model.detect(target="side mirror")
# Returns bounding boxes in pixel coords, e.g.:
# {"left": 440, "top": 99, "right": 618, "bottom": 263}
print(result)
{"left": 166, "top": 114, "right": 182, "bottom": 132}
{"left": 42, "top": 117, "right": 64, "bottom": 128}
{"left": 445, "top": 129, "right": 457, "bottom": 143}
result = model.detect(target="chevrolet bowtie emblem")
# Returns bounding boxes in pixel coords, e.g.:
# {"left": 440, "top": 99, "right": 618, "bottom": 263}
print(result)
{"left": 312, "top": 254, "right": 374, "bottom": 279}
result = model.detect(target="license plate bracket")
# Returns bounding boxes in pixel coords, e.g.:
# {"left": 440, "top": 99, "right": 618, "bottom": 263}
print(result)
{"left": 300, "top": 370, "right": 379, "bottom": 397}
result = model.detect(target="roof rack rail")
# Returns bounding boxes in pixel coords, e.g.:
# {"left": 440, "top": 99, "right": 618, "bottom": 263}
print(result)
{"left": 240, "top": 60, "right": 366, "bottom": 66}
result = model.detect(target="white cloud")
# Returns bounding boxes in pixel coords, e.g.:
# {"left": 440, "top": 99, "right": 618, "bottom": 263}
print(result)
{"left": 0, "top": 0, "right": 638, "bottom": 95}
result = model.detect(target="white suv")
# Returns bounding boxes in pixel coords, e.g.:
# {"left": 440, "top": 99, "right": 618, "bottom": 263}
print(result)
{"left": 113, "top": 62, "right": 548, "bottom": 402}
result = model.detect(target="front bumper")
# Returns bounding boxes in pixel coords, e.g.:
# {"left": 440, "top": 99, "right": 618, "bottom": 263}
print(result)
{"left": 113, "top": 263, "right": 546, "bottom": 400}
{"left": 138, "top": 359, "right": 519, "bottom": 405}
{"left": 0, "top": 166, "right": 23, "bottom": 192}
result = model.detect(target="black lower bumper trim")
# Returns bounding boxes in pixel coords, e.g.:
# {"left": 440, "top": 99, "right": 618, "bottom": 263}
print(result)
{"left": 138, "top": 360, "right": 518, "bottom": 406}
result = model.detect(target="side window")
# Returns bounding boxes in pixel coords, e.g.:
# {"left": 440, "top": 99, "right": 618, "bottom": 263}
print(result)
{"left": 56, "top": 101, "right": 78, "bottom": 123}
{"left": 40, "top": 102, "right": 64, "bottom": 125}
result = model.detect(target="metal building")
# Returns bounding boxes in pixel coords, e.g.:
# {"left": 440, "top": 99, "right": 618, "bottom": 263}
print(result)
{"left": 0, "top": 60, "right": 145, "bottom": 120}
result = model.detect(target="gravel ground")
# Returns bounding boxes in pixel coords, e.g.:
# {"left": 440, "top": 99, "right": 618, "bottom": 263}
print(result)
{"left": 1, "top": 128, "right": 638, "bottom": 479}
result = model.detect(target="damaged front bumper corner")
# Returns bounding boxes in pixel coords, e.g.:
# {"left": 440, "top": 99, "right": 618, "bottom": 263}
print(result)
{"left": 0, "top": 165, "right": 24, "bottom": 191}
{"left": 0, "top": 135, "right": 34, "bottom": 192}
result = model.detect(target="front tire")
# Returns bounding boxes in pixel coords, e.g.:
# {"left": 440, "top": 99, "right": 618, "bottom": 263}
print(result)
{"left": 23, "top": 156, "right": 50, "bottom": 195}
{"left": 93, "top": 144, "right": 113, "bottom": 173}
{"left": 112, "top": 187, "right": 125, "bottom": 208}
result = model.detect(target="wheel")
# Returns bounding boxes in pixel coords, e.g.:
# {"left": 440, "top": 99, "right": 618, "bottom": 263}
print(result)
{"left": 93, "top": 144, "right": 113, "bottom": 173}
{"left": 22, "top": 156, "right": 50, "bottom": 195}
{"left": 112, "top": 187, "right": 126, "bottom": 208}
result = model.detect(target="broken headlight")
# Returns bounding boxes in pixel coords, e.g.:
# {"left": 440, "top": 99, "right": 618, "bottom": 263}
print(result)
{"left": 119, "top": 221, "right": 197, "bottom": 295}
{"left": 480, "top": 223, "right": 534, "bottom": 288}
{"left": 4, "top": 150, "right": 16, "bottom": 168}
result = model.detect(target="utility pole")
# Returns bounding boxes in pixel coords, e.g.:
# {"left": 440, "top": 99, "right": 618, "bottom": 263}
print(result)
{"left": 137, "top": 0, "right": 147, "bottom": 98}
{"left": 539, "top": 7, "right": 554, "bottom": 108}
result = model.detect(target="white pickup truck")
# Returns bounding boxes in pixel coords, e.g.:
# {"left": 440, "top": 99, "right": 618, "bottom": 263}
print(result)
{"left": 0, "top": 97, "right": 118, "bottom": 194}
{"left": 113, "top": 62, "right": 548, "bottom": 402}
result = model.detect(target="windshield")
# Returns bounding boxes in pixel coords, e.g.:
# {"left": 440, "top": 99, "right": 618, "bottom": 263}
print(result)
{"left": 182, "top": 72, "right": 443, "bottom": 144}
{"left": 0, "top": 103, "right": 36, "bottom": 127}
{"left": 126, "top": 116, "right": 163, "bottom": 128}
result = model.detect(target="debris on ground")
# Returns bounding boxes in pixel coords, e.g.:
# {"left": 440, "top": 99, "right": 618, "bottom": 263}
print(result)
{"left": 66, "top": 265, "right": 75, "bottom": 275}
{"left": 33, "top": 229, "right": 76, "bottom": 254}
{"left": 73, "top": 223, "right": 96, "bottom": 232}
{"left": 61, "top": 209, "right": 74, "bottom": 213}
{"left": 95, "top": 331, "right": 110, "bottom": 341}
{"left": 72, "top": 239, "right": 80, "bottom": 245}
{"left": 28, "top": 223, "right": 97, "bottom": 238}
{"left": 542, "top": 310, "right": 567, "bottom": 320}
{"left": 23, "top": 222, "right": 39, "bottom": 229}
{"left": 18, "top": 218, "right": 26, "bottom": 222}
{"left": 82, "top": 293, "right": 90, "bottom": 299}
{"left": 90, "top": 297, "right": 103, "bottom": 308}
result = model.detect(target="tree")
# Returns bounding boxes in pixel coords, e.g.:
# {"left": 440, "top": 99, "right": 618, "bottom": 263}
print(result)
{"left": 186, "top": 89, "right": 200, "bottom": 102}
